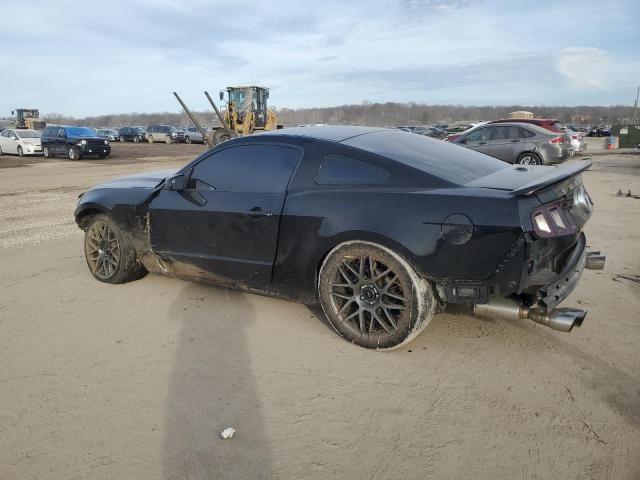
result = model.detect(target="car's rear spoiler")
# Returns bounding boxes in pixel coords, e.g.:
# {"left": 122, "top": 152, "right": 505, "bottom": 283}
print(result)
{"left": 509, "top": 159, "right": 592, "bottom": 196}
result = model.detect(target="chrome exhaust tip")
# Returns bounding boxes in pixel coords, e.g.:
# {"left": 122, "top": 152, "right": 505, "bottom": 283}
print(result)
{"left": 474, "top": 298, "right": 586, "bottom": 332}
{"left": 585, "top": 251, "right": 606, "bottom": 270}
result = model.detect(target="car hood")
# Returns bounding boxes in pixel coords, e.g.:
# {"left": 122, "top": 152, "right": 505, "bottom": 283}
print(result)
{"left": 94, "top": 169, "right": 177, "bottom": 189}
{"left": 467, "top": 160, "right": 592, "bottom": 196}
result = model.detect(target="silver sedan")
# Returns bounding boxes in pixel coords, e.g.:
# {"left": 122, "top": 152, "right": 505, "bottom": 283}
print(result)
{"left": 451, "top": 122, "right": 573, "bottom": 165}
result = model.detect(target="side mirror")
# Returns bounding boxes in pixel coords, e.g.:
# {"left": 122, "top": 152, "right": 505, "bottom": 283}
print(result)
{"left": 219, "top": 91, "right": 224, "bottom": 101}
{"left": 167, "top": 174, "right": 187, "bottom": 191}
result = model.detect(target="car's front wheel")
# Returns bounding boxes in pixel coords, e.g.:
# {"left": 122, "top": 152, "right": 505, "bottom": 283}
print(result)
{"left": 84, "top": 214, "right": 147, "bottom": 284}
{"left": 133, "top": 136, "right": 140, "bottom": 143}
{"left": 17, "top": 146, "right": 24, "bottom": 157}
{"left": 318, "top": 241, "right": 436, "bottom": 350}
{"left": 68, "top": 146, "right": 80, "bottom": 161}
{"left": 148, "top": 135, "right": 154, "bottom": 144}
{"left": 119, "top": 136, "right": 125, "bottom": 142}
{"left": 184, "top": 136, "right": 192, "bottom": 144}
{"left": 516, "top": 152, "right": 542, "bottom": 165}
{"left": 43, "top": 146, "right": 53, "bottom": 158}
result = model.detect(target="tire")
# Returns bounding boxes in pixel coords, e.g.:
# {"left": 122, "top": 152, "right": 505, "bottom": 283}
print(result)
{"left": 68, "top": 146, "right": 80, "bottom": 161}
{"left": 185, "top": 136, "right": 192, "bottom": 144}
{"left": 133, "top": 136, "right": 139, "bottom": 143}
{"left": 165, "top": 136, "right": 172, "bottom": 144}
{"left": 0, "top": 145, "right": 3, "bottom": 156}
{"left": 212, "top": 129, "right": 238, "bottom": 145}
{"left": 516, "top": 152, "right": 542, "bottom": 165}
{"left": 17, "top": 146, "right": 23, "bottom": 157}
{"left": 43, "top": 146, "right": 53, "bottom": 158}
{"left": 148, "top": 135, "right": 154, "bottom": 144}
{"left": 84, "top": 213, "right": 147, "bottom": 284}
{"left": 318, "top": 241, "right": 436, "bottom": 350}
{"left": 119, "top": 136, "right": 125, "bottom": 142}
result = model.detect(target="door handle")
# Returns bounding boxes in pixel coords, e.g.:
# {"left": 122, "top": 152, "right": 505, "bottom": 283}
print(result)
{"left": 478, "top": 141, "right": 487, "bottom": 146}
{"left": 510, "top": 139, "right": 520, "bottom": 143}
{"left": 247, "top": 206, "right": 273, "bottom": 218}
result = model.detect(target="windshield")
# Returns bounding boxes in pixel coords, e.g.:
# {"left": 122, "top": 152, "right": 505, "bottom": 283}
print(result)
{"left": 17, "top": 130, "right": 41, "bottom": 138}
{"left": 228, "top": 88, "right": 255, "bottom": 112}
{"left": 67, "top": 127, "right": 97, "bottom": 137}
{"left": 343, "top": 130, "right": 508, "bottom": 185}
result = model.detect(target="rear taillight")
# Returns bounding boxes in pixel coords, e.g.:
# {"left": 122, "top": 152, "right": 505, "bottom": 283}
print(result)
{"left": 549, "top": 136, "right": 564, "bottom": 144}
{"left": 531, "top": 201, "right": 578, "bottom": 238}
{"left": 571, "top": 134, "right": 578, "bottom": 140}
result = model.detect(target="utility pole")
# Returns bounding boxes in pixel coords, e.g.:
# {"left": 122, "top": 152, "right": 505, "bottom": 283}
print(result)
{"left": 633, "top": 86, "right": 639, "bottom": 124}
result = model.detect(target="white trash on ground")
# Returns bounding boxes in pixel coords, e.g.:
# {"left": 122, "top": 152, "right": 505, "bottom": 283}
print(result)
{"left": 220, "top": 427, "right": 236, "bottom": 439}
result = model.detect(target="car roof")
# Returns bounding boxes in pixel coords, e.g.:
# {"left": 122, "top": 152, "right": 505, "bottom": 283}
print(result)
{"left": 255, "top": 126, "right": 390, "bottom": 142}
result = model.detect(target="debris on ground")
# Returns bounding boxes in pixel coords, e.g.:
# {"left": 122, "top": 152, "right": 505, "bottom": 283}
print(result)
{"left": 220, "top": 427, "right": 236, "bottom": 439}
{"left": 615, "top": 189, "right": 640, "bottom": 199}
{"left": 614, "top": 274, "right": 640, "bottom": 284}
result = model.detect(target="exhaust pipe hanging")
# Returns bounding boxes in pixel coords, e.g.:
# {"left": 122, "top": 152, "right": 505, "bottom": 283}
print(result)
{"left": 474, "top": 297, "right": 586, "bottom": 332}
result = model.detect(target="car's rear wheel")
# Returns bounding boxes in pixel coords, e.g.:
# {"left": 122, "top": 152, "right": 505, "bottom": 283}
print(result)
{"left": 133, "top": 136, "right": 139, "bottom": 143}
{"left": 0, "top": 146, "right": 3, "bottom": 156}
{"left": 68, "top": 147, "right": 81, "bottom": 161}
{"left": 119, "top": 136, "right": 125, "bottom": 142}
{"left": 516, "top": 152, "right": 542, "bottom": 165}
{"left": 17, "top": 146, "right": 24, "bottom": 157}
{"left": 148, "top": 135, "right": 154, "bottom": 144}
{"left": 84, "top": 214, "right": 147, "bottom": 284}
{"left": 318, "top": 241, "right": 436, "bottom": 350}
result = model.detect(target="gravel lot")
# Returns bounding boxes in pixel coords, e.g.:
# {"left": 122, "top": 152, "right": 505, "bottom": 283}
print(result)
{"left": 0, "top": 143, "right": 639, "bottom": 479}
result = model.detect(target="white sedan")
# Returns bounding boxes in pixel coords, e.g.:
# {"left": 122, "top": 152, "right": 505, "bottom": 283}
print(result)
{"left": 0, "top": 128, "right": 43, "bottom": 156}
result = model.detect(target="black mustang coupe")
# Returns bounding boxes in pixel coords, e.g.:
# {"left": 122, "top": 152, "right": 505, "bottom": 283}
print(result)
{"left": 75, "top": 127, "right": 605, "bottom": 349}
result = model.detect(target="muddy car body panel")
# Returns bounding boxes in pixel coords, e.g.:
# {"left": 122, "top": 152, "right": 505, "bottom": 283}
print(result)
{"left": 75, "top": 126, "right": 601, "bottom": 319}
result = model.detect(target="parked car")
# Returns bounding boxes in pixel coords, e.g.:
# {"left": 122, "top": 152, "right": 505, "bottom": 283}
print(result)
{"left": 0, "top": 128, "right": 42, "bottom": 156}
{"left": 118, "top": 127, "right": 146, "bottom": 143}
{"left": 488, "top": 118, "right": 567, "bottom": 133}
{"left": 41, "top": 125, "right": 111, "bottom": 160}
{"left": 96, "top": 128, "right": 119, "bottom": 141}
{"left": 74, "top": 126, "right": 604, "bottom": 349}
{"left": 181, "top": 127, "right": 207, "bottom": 144}
{"left": 451, "top": 122, "right": 572, "bottom": 165}
{"left": 588, "top": 126, "right": 611, "bottom": 137}
{"left": 145, "top": 125, "right": 185, "bottom": 144}
{"left": 566, "top": 129, "right": 587, "bottom": 153}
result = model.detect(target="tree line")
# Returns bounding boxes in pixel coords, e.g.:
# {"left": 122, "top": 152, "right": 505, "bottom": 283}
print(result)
{"left": 38, "top": 103, "right": 638, "bottom": 128}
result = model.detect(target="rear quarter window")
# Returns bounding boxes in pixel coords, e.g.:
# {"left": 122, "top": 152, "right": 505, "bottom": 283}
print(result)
{"left": 343, "top": 130, "right": 507, "bottom": 185}
{"left": 316, "top": 154, "right": 389, "bottom": 185}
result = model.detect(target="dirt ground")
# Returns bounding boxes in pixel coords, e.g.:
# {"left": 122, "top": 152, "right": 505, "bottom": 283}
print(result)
{"left": 0, "top": 142, "right": 639, "bottom": 479}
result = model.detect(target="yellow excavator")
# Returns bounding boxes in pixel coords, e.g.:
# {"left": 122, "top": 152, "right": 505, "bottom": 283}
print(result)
{"left": 173, "top": 86, "right": 281, "bottom": 147}
{"left": 12, "top": 109, "right": 46, "bottom": 130}
{"left": 214, "top": 86, "right": 280, "bottom": 143}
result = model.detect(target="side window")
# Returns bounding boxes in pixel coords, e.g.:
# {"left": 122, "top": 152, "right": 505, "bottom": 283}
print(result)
{"left": 463, "top": 127, "right": 491, "bottom": 143}
{"left": 190, "top": 144, "right": 300, "bottom": 194}
{"left": 491, "top": 126, "right": 519, "bottom": 140}
{"left": 1, "top": 130, "right": 9, "bottom": 138}
{"left": 316, "top": 154, "right": 388, "bottom": 186}
{"left": 519, "top": 127, "right": 536, "bottom": 138}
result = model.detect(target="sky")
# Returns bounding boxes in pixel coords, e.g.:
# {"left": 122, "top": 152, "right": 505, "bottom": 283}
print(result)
{"left": 2, "top": 0, "right": 639, "bottom": 117}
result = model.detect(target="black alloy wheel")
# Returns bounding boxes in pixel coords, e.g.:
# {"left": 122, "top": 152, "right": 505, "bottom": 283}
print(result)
{"left": 319, "top": 242, "right": 435, "bottom": 350}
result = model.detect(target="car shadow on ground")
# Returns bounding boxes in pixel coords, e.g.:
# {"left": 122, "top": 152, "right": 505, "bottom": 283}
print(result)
{"left": 163, "top": 283, "right": 274, "bottom": 479}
